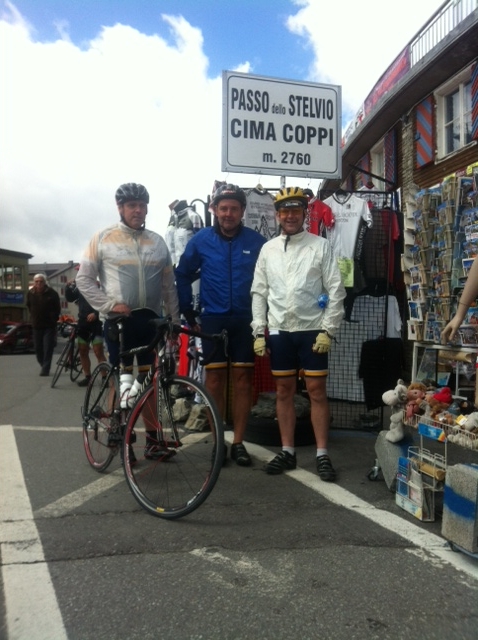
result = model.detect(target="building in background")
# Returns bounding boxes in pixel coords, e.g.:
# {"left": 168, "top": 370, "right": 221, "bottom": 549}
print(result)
{"left": 323, "top": 0, "right": 477, "bottom": 202}
{"left": 0, "top": 248, "right": 33, "bottom": 322}
{"left": 321, "top": 0, "right": 478, "bottom": 386}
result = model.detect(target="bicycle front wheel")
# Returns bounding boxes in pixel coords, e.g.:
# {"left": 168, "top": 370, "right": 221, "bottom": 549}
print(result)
{"left": 82, "top": 362, "right": 118, "bottom": 472}
{"left": 70, "top": 346, "right": 82, "bottom": 382}
{"left": 123, "top": 375, "right": 224, "bottom": 519}
{"left": 50, "top": 340, "right": 71, "bottom": 388}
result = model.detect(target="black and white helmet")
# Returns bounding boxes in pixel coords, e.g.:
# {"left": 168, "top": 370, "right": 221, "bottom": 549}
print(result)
{"left": 115, "top": 183, "right": 150, "bottom": 205}
{"left": 211, "top": 183, "right": 246, "bottom": 207}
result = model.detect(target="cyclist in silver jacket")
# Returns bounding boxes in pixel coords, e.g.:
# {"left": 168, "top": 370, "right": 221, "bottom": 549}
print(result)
{"left": 77, "top": 183, "right": 179, "bottom": 458}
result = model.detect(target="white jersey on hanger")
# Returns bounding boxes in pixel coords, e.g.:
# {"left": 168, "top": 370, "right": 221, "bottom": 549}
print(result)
{"left": 244, "top": 188, "right": 277, "bottom": 240}
{"left": 165, "top": 207, "right": 203, "bottom": 266}
{"left": 323, "top": 193, "right": 373, "bottom": 259}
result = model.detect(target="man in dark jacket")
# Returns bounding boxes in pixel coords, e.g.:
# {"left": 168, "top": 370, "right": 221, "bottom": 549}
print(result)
{"left": 175, "top": 184, "right": 266, "bottom": 467}
{"left": 65, "top": 273, "right": 107, "bottom": 386}
{"left": 27, "top": 273, "right": 61, "bottom": 376}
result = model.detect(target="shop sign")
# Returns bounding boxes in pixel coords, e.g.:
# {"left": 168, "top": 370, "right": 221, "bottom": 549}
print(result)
{"left": 222, "top": 71, "right": 341, "bottom": 179}
{"left": 0, "top": 291, "right": 24, "bottom": 304}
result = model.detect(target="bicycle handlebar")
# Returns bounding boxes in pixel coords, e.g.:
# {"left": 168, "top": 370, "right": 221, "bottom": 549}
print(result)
{"left": 174, "top": 323, "right": 229, "bottom": 366}
{"left": 119, "top": 316, "right": 228, "bottom": 366}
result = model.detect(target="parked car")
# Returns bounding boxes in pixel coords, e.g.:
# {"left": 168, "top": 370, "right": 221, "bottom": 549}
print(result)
{"left": 0, "top": 321, "right": 34, "bottom": 354}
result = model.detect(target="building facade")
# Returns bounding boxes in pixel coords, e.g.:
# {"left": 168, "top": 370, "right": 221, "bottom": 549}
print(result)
{"left": 0, "top": 248, "right": 33, "bottom": 322}
{"left": 321, "top": 0, "right": 478, "bottom": 394}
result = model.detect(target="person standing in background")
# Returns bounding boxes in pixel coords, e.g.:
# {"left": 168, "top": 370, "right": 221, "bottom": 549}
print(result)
{"left": 65, "top": 271, "right": 107, "bottom": 387}
{"left": 27, "top": 273, "right": 61, "bottom": 376}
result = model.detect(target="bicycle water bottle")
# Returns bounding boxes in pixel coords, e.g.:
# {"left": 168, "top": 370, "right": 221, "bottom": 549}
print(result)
{"left": 127, "top": 377, "right": 142, "bottom": 408}
{"left": 318, "top": 293, "right": 329, "bottom": 309}
{"left": 120, "top": 373, "right": 134, "bottom": 409}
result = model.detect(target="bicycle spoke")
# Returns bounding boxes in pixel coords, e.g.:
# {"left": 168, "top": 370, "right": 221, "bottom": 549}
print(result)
{"left": 82, "top": 363, "right": 118, "bottom": 472}
{"left": 122, "top": 375, "right": 223, "bottom": 519}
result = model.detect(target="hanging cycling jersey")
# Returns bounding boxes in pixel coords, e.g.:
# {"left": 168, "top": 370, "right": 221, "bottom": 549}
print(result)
{"left": 244, "top": 188, "right": 277, "bottom": 240}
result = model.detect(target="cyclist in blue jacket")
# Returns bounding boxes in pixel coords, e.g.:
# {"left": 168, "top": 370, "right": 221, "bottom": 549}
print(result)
{"left": 175, "top": 184, "right": 266, "bottom": 466}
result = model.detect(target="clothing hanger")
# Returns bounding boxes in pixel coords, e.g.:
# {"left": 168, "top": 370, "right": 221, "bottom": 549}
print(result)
{"left": 255, "top": 181, "right": 266, "bottom": 194}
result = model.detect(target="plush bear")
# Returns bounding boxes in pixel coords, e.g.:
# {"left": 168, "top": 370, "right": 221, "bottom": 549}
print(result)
{"left": 382, "top": 379, "right": 408, "bottom": 443}
{"left": 424, "top": 386, "right": 453, "bottom": 419}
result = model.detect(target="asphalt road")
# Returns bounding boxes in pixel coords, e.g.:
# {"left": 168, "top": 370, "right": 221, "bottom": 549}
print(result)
{"left": 1, "top": 345, "right": 478, "bottom": 640}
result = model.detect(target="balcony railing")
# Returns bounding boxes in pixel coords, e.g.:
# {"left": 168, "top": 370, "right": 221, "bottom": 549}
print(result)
{"left": 410, "top": 0, "right": 477, "bottom": 66}
{"left": 342, "top": 0, "right": 478, "bottom": 146}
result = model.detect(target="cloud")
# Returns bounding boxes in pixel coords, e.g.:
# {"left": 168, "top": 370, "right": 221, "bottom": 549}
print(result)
{"left": 1, "top": 0, "right": 442, "bottom": 263}
{"left": 0, "top": 7, "right": 227, "bottom": 262}
{"left": 286, "top": 0, "right": 442, "bottom": 125}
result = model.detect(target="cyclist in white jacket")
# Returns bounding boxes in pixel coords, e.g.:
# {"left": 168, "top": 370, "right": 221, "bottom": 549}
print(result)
{"left": 251, "top": 187, "right": 345, "bottom": 481}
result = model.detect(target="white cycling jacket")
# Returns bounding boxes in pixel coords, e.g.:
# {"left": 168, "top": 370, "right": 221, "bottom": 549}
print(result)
{"left": 76, "top": 222, "right": 179, "bottom": 320}
{"left": 251, "top": 230, "right": 345, "bottom": 337}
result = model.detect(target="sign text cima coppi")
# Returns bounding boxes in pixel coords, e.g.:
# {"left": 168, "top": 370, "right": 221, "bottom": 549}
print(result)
{"left": 222, "top": 71, "right": 341, "bottom": 179}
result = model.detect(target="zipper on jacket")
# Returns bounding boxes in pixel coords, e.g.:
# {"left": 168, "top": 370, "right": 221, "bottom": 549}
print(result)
{"left": 134, "top": 233, "right": 146, "bottom": 307}
{"left": 228, "top": 239, "right": 233, "bottom": 313}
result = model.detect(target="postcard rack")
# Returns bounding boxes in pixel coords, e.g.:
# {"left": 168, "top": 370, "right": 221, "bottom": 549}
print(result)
{"left": 396, "top": 417, "right": 449, "bottom": 521}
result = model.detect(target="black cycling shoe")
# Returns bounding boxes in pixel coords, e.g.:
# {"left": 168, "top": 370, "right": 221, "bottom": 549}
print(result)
{"left": 316, "top": 455, "right": 336, "bottom": 482}
{"left": 265, "top": 451, "right": 297, "bottom": 475}
{"left": 230, "top": 443, "right": 252, "bottom": 467}
{"left": 144, "top": 439, "right": 176, "bottom": 460}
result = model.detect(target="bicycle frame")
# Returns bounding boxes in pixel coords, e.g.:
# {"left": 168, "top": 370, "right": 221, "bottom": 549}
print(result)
{"left": 83, "top": 314, "right": 227, "bottom": 515}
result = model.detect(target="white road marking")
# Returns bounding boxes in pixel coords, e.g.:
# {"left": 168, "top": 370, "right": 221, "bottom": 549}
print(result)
{"left": 34, "top": 469, "right": 125, "bottom": 518}
{"left": 0, "top": 425, "right": 67, "bottom": 640}
{"left": 225, "top": 436, "right": 478, "bottom": 582}
{"left": 1, "top": 422, "right": 476, "bottom": 640}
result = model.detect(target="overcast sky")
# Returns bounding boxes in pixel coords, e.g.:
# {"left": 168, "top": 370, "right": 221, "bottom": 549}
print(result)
{"left": 1, "top": 0, "right": 444, "bottom": 264}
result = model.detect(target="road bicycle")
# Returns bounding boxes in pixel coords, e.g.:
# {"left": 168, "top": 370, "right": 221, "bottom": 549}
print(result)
{"left": 82, "top": 312, "right": 226, "bottom": 519}
{"left": 51, "top": 321, "right": 82, "bottom": 388}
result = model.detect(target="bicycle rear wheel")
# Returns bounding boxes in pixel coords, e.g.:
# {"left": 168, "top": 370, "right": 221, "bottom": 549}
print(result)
{"left": 50, "top": 341, "right": 71, "bottom": 388}
{"left": 82, "top": 362, "right": 118, "bottom": 472}
{"left": 123, "top": 374, "right": 224, "bottom": 519}
{"left": 69, "top": 346, "right": 82, "bottom": 382}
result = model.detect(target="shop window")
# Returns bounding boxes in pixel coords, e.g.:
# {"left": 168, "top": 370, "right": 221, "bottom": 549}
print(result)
{"left": 371, "top": 142, "right": 384, "bottom": 185}
{"left": 436, "top": 68, "right": 472, "bottom": 159}
{"left": 0, "top": 264, "right": 24, "bottom": 290}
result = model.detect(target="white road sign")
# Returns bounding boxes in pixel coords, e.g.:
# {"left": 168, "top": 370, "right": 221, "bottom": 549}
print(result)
{"left": 222, "top": 71, "right": 341, "bottom": 179}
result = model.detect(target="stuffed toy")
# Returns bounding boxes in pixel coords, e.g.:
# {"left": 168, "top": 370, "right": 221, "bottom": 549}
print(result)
{"left": 462, "top": 412, "right": 478, "bottom": 433}
{"left": 433, "top": 386, "right": 453, "bottom": 405}
{"left": 447, "top": 411, "right": 478, "bottom": 449}
{"left": 382, "top": 379, "right": 408, "bottom": 443}
{"left": 405, "top": 382, "right": 427, "bottom": 420}
{"left": 424, "top": 386, "right": 453, "bottom": 419}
